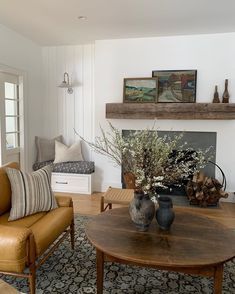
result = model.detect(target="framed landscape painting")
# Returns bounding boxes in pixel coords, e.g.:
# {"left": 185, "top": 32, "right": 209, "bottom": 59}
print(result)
{"left": 152, "top": 70, "right": 197, "bottom": 103}
{"left": 123, "top": 78, "right": 158, "bottom": 103}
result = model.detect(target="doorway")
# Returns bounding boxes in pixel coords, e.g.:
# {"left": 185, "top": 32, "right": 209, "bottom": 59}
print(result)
{"left": 0, "top": 72, "right": 24, "bottom": 166}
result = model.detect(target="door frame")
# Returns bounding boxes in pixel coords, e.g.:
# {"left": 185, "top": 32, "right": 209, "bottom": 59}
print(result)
{"left": 0, "top": 63, "right": 28, "bottom": 170}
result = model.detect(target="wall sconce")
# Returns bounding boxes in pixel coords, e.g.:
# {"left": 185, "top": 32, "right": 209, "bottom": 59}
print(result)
{"left": 58, "top": 72, "right": 73, "bottom": 94}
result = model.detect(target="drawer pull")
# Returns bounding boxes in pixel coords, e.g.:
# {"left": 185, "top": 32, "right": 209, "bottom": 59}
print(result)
{"left": 56, "top": 181, "right": 68, "bottom": 185}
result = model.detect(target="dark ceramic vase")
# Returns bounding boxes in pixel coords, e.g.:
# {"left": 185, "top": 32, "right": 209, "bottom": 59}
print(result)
{"left": 129, "top": 192, "right": 155, "bottom": 231}
{"left": 156, "top": 196, "right": 175, "bottom": 231}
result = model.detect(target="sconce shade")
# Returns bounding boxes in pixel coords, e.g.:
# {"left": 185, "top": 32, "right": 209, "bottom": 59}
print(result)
{"left": 58, "top": 72, "right": 73, "bottom": 94}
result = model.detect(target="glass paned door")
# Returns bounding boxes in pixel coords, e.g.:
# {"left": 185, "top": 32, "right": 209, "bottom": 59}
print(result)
{"left": 0, "top": 72, "right": 21, "bottom": 165}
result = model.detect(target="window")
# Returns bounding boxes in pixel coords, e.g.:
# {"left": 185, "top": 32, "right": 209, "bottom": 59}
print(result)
{"left": 5, "top": 82, "right": 20, "bottom": 149}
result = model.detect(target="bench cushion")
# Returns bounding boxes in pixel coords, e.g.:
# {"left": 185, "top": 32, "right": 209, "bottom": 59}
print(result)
{"left": 33, "top": 161, "right": 95, "bottom": 174}
{"left": 32, "top": 160, "right": 53, "bottom": 171}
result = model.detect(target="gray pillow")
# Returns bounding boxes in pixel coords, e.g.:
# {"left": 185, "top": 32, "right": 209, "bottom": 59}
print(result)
{"left": 35, "top": 135, "right": 63, "bottom": 162}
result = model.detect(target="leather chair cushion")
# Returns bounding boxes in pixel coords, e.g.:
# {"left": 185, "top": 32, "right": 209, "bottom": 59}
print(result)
{"left": 30, "top": 207, "right": 73, "bottom": 256}
{"left": 0, "top": 225, "right": 31, "bottom": 273}
{"left": 0, "top": 211, "right": 47, "bottom": 228}
{"left": 0, "top": 162, "right": 19, "bottom": 216}
{"left": 0, "top": 207, "right": 73, "bottom": 257}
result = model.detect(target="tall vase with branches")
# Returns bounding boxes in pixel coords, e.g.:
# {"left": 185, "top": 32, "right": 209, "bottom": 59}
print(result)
{"left": 75, "top": 122, "right": 210, "bottom": 230}
{"left": 75, "top": 122, "right": 209, "bottom": 197}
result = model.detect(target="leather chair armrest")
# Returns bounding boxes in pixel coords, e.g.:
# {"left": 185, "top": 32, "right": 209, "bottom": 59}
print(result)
{"left": 55, "top": 196, "right": 73, "bottom": 208}
{"left": 0, "top": 225, "right": 32, "bottom": 273}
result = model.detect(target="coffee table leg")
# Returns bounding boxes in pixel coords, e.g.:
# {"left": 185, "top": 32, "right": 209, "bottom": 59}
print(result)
{"left": 96, "top": 249, "right": 104, "bottom": 294}
{"left": 213, "top": 264, "right": 223, "bottom": 294}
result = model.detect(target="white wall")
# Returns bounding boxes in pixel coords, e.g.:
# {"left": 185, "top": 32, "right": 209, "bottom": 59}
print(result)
{"left": 4, "top": 24, "right": 235, "bottom": 198}
{"left": 42, "top": 45, "right": 94, "bottom": 161}
{"left": 0, "top": 24, "right": 42, "bottom": 170}
{"left": 94, "top": 33, "right": 235, "bottom": 195}
{"left": 41, "top": 32, "right": 235, "bottom": 198}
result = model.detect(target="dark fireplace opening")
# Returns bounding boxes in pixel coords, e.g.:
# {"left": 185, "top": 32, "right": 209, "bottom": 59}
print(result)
{"left": 157, "top": 149, "right": 199, "bottom": 195}
{"left": 122, "top": 130, "right": 217, "bottom": 196}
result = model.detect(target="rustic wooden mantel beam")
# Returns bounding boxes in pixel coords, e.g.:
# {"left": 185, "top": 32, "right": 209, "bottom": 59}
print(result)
{"left": 106, "top": 103, "right": 235, "bottom": 120}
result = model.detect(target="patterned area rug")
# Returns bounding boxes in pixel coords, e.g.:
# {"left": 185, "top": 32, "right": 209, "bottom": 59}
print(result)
{"left": 1, "top": 215, "right": 235, "bottom": 294}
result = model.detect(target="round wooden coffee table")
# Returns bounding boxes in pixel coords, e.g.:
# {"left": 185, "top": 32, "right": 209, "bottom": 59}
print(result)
{"left": 85, "top": 207, "right": 235, "bottom": 294}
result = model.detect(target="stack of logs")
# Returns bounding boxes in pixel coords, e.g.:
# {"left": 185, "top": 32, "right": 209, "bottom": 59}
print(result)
{"left": 186, "top": 171, "right": 228, "bottom": 207}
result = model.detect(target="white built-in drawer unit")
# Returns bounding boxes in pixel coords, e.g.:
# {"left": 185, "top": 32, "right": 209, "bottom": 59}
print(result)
{"left": 51, "top": 172, "right": 93, "bottom": 194}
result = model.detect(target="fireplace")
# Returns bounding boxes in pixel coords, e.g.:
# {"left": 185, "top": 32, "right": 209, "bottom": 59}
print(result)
{"left": 122, "top": 130, "right": 217, "bottom": 196}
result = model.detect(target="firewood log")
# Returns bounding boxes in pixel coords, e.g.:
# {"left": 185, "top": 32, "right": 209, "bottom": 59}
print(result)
{"left": 186, "top": 171, "right": 228, "bottom": 207}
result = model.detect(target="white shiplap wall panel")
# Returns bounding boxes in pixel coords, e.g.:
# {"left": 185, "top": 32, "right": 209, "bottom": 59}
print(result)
{"left": 83, "top": 44, "right": 94, "bottom": 142}
{"left": 42, "top": 44, "right": 94, "bottom": 160}
{"left": 56, "top": 46, "right": 66, "bottom": 138}
{"left": 82, "top": 44, "right": 95, "bottom": 161}
{"left": 42, "top": 47, "right": 49, "bottom": 135}
{"left": 74, "top": 46, "right": 84, "bottom": 138}
{"left": 65, "top": 46, "right": 75, "bottom": 145}
{"left": 48, "top": 47, "right": 57, "bottom": 138}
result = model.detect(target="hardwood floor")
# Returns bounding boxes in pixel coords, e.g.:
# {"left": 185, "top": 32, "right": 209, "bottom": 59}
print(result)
{"left": 55, "top": 192, "right": 235, "bottom": 229}
{"left": 55, "top": 192, "right": 126, "bottom": 215}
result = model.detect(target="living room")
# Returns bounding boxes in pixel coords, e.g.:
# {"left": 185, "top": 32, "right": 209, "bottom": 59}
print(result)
{"left": 1, "top": 0, "right": 235, "bottom": 293}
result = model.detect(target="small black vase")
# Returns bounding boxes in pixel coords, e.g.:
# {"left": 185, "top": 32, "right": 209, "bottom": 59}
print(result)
{"left": 129, "top": 192, "right": 155, "bottom": 231}
{"left": 156, "top": 196, "right": 175, "bottom": 231}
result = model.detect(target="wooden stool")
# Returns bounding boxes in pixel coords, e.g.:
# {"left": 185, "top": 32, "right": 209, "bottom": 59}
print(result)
{"left": 0, "top": 279, "right": 20, "bottom": 293}
{"left": 100, "top": 187, "right": 134, "bottom": 212}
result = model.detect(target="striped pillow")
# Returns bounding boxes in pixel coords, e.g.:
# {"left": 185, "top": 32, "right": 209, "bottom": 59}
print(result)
{"left": 6, "top": 166, "right": 58, "bottom": 221}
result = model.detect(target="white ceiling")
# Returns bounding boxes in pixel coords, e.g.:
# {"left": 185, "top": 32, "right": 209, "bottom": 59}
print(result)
{"left": 1, "top": 0, "right": 235, "bottom": 46}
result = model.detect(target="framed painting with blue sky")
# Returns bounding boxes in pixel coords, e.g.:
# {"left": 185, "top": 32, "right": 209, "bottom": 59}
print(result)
{"left": 152, "top": 70, "right": 197, "bottom": 103}
{"left": 123, "top": 78, "right": 158, "bottom": 103}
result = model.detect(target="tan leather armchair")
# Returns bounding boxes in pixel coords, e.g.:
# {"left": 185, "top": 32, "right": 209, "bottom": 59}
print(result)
{"left": 0, "top": 162, "right": 75, "bottom": 294}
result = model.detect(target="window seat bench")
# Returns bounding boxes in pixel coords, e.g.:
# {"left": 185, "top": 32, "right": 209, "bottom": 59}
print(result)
{"left": 33, "top": 161, "right": 95, "bottom": 194}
